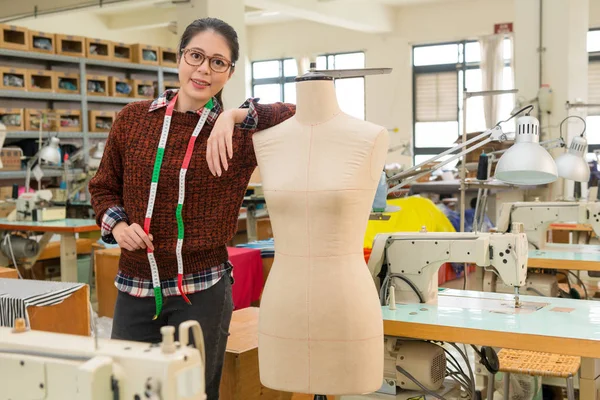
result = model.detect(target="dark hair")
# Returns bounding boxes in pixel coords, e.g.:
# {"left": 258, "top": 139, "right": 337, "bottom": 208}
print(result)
{"left": 178, "top": 17, "right": 240, "bottom": 105}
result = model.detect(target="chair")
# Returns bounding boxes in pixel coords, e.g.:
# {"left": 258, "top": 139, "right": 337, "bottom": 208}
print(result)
{"left": 494, "top": 349, "right": 580, "bottom": 400}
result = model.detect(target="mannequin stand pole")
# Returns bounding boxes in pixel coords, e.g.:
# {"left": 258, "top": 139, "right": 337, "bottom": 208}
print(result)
{"left": 314, "top": 396, "right": 327, "bottom": 400}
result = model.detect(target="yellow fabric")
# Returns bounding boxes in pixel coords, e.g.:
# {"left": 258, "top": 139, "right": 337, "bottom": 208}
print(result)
{"left": 364, "top": 196, "right": 456, "bottom": 249}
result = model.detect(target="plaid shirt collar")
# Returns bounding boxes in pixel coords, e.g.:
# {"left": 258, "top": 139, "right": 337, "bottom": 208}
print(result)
{"left": 149, "top": 89, "right": 222, "bottom": 126}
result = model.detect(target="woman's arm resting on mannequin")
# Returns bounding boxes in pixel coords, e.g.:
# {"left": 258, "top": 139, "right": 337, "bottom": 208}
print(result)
{"left": 207, "top": 100, "right": 296, "bottom": 176}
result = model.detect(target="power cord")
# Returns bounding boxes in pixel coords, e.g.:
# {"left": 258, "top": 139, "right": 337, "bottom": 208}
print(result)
{"left": 3, "top": 234, "right": 23, "bottom": 280}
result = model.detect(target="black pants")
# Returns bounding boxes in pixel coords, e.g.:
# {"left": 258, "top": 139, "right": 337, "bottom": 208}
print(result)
{"left": 111, "top": 273, "right": 234, "bottom": 400}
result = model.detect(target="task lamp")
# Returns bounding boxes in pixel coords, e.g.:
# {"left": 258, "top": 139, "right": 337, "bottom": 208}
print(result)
{"left": 387, "top": 105, "right": 558, "bottom": 193}
{"left": 63, "top": 142, "right": 105, "bottom": 201}
{"left": 554, "top": 116, "right": 589, "bottom": 183}
{"left": 25, "top": 136, "right": 61, "bottom": 192}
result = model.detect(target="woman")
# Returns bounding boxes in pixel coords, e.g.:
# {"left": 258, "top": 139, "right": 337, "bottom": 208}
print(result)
{"left": 89, "top": 17, "right": 295, "bottom": 398}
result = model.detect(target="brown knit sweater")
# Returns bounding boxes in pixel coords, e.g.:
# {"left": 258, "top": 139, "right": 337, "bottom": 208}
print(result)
{"left": 89, "top": 99, "right": 295, "bottom": 280}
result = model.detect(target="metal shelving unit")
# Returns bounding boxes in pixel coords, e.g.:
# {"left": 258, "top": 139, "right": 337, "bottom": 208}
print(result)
{"left": 0, "top": 48, "right": 177, "bottom": 182}
{"left": 0, "top": 168, "right": 83, "bottom": 180}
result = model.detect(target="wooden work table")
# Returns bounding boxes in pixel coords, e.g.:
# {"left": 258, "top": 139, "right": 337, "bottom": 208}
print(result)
{"left": 383, "top": 289, "right": 600, "bottom": 398}
{"left": 528, "top": 244, "right": 600, "bottom": 271}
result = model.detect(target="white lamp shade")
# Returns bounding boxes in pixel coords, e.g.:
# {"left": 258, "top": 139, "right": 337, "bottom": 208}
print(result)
{"left": 495, "top": 115, "right": 558, "bottom": 185}
{"left": 555, "top": 136, "right": 590, "bottom": 182}
{"left": 92, "top": 142, "right": 105, "bottom": 159}
{"left": 39, "top": 137, "right": 61, "bottom": 164}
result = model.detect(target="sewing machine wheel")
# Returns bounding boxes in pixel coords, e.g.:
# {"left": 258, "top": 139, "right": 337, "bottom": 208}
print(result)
{"left": 479, "top": 346, "right": 499, "bottom": 374}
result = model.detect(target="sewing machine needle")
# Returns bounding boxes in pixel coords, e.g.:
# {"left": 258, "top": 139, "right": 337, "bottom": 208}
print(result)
{"left": 514, "top": 287, "right": 521, "bottom": 308}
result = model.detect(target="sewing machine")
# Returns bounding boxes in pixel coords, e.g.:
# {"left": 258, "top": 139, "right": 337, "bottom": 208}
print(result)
{"left": 496, "top": 201, "right": 600, "bottom": 250}
{"left": 15, "top": 190, "right": 66, "bottom": 222}
{"left": 367, "top": 225, "right": 528, "bottom": 307}
{"left": 0, "top": 319, "right": 207, "bottom": 400}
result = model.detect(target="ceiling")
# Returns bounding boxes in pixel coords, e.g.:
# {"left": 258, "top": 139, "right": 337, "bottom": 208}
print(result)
{"left": 0, "top": 0, "right": 463, "bottom": 34}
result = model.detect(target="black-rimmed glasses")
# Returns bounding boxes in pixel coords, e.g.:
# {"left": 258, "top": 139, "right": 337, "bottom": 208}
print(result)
{"left": 181, "top": 49, "right": 234, "bottom": 73}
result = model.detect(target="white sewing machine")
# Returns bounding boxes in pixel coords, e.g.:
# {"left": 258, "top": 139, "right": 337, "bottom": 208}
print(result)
{"left": 496, "top": 201, "right": 600, "bottom": 250}
{"left": 14, "top": 190, "right": 66, "bottom": 222}
{"left": 367, "top": 226, "right": 528, "bottom": 307}
{"left": 0, "top": 319, "right": 207, "bottom": 400}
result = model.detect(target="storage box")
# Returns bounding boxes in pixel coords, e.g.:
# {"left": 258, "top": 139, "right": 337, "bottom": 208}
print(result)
{"left": 86, "top": 38, "right": 113, "bottom": 60}
{"left": 0, "top": 67, "right": 27, "bottom": 91}
{"left": 0, "top": 108, "right": 24, "bottom": 131}
{"left": 112, "top": 42, "right": 132, "bottom": 63}
{"left": 24, "top": 109, "right": 56, "bottom": 131}
{"left": 159, "top": 47, "right": 178, "bottom": 67}
{"left": 89, "top": 110, "right": 115, "bottom": 132}
{"left": 0, "top": 24, "right": 29, "bottom": 51}
{"left": 133, "top": 79, "right": 156, "bottom": 98}
{"left": 86, "top": 75, "right": 109, "bottom": 96}
{"left": 55, "top": 109, "right": 81, "bottom": 132}
{"left": 26, "top": 70, "right": 56, "bottom": 93}
{"left": 0, "top": 147, "right": 23, "bottom": 171}
{"left": 56, "top": 34, "right": 85, "bottom": 57}
{"left": 131, "top": 44, "right": 159, "bottom": 65}
{"left": 55, "top": 71, "right": 80, "bottom": 94}
{"left": 164, "top": 80, "right": 180, "bottom": 90}
{"left": 28, "top": 31, "right": 55, "bottom": 54}
{"left": 108, "top": 76, "right": 133, "bottom": 97}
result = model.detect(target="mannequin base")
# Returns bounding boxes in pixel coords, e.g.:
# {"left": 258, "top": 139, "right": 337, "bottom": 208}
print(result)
{"left": 314, "top": 396, "right": 327, "bottom": 400}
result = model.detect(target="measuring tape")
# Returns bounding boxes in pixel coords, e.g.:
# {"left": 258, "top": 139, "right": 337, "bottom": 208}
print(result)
{"left": 143, "top": 92, "right": 213, "bottom": 319}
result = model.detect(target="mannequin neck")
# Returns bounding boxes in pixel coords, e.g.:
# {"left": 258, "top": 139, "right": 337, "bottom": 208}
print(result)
{"left": 295, "top": 79, "right": 341, "bottom": 124}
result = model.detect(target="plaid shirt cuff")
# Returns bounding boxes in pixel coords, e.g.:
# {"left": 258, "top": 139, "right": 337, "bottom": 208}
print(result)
{"left": 238, "top": 98, "right": 259, "bottom": 130}
{"left": 101, "top": 206, "right": 128, "bottom": 244}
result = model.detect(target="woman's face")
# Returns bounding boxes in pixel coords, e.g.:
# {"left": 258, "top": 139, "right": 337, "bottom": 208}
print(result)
{"left": 178, "top": 30, "right": 234, "bottom": 107}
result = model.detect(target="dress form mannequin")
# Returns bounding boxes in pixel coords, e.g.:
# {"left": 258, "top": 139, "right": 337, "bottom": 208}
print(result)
{"left": 254, "top": 71, "right": 388, "bottom": 396}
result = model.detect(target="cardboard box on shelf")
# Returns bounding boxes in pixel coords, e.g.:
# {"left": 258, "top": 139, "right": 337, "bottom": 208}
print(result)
{"left": 89, "top": 110, "right": 115, "bottom": 133}
{"left": 132, "top": 79, "right": 156, "bottom": 99}
{"left": 0, "top": 147, "right": 23, "bottom": 171}
{"left": 29, "top": 31, "right": 55, "bottom": 54}
{"left": 55, "top": 71, "right": 80, "bottom": 94}
{"left": 86, "top": 75, "right": 109, "bottom": 96}
{"left": 0, "top": 67, "right": 27, "bottom": 91}
{"left": 131, "top": 44, "right": 159, "bottom": 65}
{"left": 24, "top": 109, "right": 56, "bottom": 131}
{"left": 112, "top": 42, "right": 132, "bottom": 63}
{"left": 86, "top": 38, "right": 114, "bottom": 61}
{"left": 0, "top": 24, "right": 29, "bottom": 51}
{"left": 26, "top": 70, "right": 56, "bottom": 93}
{"left": 159, "top": 47, "right": 178, "bottom": 67}
{"left": 108, "top": 76, "right": 133, "bottom": 97}
{"left": 0, "top": 108, "right": 24, "bottom": 131}
{"left": 55, "top": 109, "right": 81, "bottom": 132}
{"left": 55, "top": 34, "right": 85, "bottom": 57}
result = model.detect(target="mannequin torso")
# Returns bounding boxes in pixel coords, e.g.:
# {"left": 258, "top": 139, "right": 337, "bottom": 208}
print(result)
{"left": 254, "top": 76, "right": 388, "bottom": 395}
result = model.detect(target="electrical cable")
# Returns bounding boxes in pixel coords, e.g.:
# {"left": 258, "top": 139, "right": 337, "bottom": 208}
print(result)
{"left": 3, "top": 234, "right": 23, "bottom": 280}
{"left": 559, "top": 115, "right": 587, "bottom": 138}
{"left": 526, "top": 287, "right": 546, "bottom": 297}
{"left": 556, "top": 272, "right": 572, "bottom": 290}
{"left": 449, "top": 342, "right": 476, "bottom": 397}
{"left": 380, "top": 272, "right": 425, "bottom": 304}
{"left": 395, "top": 365, "right": 447, "bottom": 400}
{"left": 568, "top": 270, "right": 589, "bottom": 300}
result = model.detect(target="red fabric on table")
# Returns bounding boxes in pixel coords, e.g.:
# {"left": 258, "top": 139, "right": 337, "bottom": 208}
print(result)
{"left": 227, "top": 247, "right": 264, "bottom": 310}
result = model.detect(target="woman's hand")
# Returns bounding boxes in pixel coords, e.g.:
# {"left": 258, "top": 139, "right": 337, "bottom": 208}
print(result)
{"left": 207, "top": 109, "right": 249, "bottom": 176}
{"left": 113, "top": 221, "right": 154, "bottom": 251}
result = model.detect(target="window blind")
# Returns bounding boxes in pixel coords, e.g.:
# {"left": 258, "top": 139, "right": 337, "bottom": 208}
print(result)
{"left": 589, "top": 61, "right": 600, "bottom": 115}
{"left": 415, "top": 71, "right": 458, "bottom": 122}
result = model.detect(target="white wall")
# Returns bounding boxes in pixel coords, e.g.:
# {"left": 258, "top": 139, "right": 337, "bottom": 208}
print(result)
{"left": 16, "top": 12, "right": 176, "bottom": 47}
{"left": 248, "top": 0, "right": 515, "bottom": 164}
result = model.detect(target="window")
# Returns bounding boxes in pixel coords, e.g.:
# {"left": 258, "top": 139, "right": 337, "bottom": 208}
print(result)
{"left": 412, "top": 39, "right": 514, "bottom": 165}
{"left": 588, "top": 29, "right": 600, "bottom": 153}
{"left": 316, "top": 52, "right": 366, "bottom": 120}
{"left": 251, "top": 58, "right": 298, "bottom": 104}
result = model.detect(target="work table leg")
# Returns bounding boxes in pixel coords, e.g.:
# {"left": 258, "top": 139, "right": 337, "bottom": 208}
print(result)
{"left": 580, "top": 358, "right": 600, "bottom": 400}
{"left": 60, "top": 233, "right": 78, "bottom": 282}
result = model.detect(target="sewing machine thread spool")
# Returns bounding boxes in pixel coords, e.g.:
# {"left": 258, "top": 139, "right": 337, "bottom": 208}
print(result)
{"left": 389, "top": 285, "right": 397, "bottom": 310}
{"left": 160, "top": 326, "right": 176, "bottom": 354}
{"left": 476, "top": 153, "right": 489, "bottom": 181}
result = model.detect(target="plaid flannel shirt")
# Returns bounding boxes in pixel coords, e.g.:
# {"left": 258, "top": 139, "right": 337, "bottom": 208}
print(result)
{"left": 102, "top": 89, "right": 256, "bottom": 297}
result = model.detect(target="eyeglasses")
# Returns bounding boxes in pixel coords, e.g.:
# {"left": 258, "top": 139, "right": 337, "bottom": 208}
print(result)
{"left": 181, "top": 49, "right": 234, "bottom": 73}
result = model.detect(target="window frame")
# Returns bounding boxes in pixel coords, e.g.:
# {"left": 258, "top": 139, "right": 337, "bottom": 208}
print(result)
{"left": 587, "top": 27, "right": 600, "bottom": 152}
{"left": 317, "top": 51, "right": 367, "bottom": 120}
{"left": 412, "top": 39, "right": 512, "bottom": 160}
{"left": 251, "top": 58, "right": 297, "bottom": 103}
